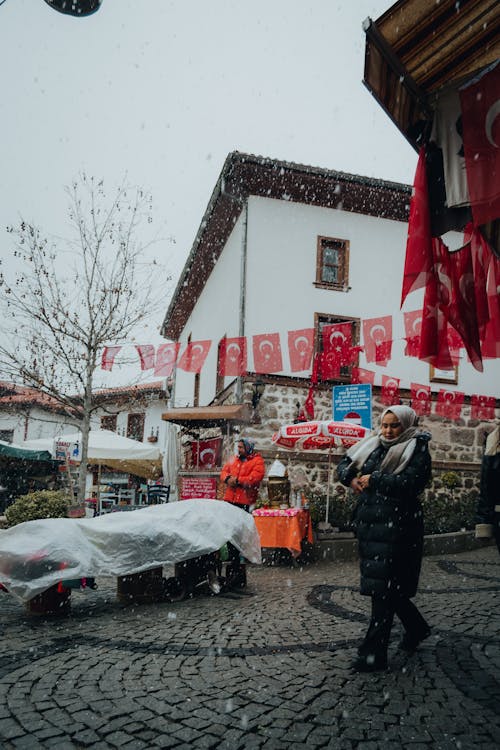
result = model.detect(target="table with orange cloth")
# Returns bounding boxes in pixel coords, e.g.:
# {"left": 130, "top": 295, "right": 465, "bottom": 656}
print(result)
{"left": 252, "top": 507, "right": 313, "bottom": 556}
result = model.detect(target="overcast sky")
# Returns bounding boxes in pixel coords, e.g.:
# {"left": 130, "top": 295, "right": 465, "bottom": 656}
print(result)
{"left": 0, "top": 0, "right": 417, "bottom": 386}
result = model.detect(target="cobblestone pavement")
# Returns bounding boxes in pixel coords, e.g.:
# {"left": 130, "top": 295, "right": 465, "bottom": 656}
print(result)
{"left": 0, "top": 545, "right": 499, "bottom": 749}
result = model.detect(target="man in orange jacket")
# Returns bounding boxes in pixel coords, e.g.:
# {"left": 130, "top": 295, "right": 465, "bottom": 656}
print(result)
{"left": 220, "top": 438, "right": 265, "bottom": 509}
{"left": 219, "top": 438, "right": 264, "bottom": 585}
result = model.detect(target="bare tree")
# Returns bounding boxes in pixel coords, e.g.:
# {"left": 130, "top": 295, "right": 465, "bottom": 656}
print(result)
{"left": 0, "top": 174, "right": 165, "bottom": 502}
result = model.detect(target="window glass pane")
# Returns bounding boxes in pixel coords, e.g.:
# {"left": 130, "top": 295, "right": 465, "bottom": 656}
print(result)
{"left": 323, "top": 246, "right": 339, "bottom": 264}
{"left": 322, "top": 265, "right": 338, "bottom": 283}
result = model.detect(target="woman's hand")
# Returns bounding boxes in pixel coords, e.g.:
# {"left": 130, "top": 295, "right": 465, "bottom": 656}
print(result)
{"left": 226, "top": 476, "right": 238, "bottom": 488}
{"left": 358, "top": 474, "right": 371, "bottom": 490}
{"left": 350, "top": 474, "right": 370, "bottom": 493}
{"left": 350, "top": 477, "right": 363, "bottom": 494}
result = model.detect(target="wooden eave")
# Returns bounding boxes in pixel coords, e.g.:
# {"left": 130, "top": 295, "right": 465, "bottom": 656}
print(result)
{"left": 161, "top": 403, "right": 252, "bottom": 427}
{"left": 363, "top": 0, "right": 500, "bottom": 150}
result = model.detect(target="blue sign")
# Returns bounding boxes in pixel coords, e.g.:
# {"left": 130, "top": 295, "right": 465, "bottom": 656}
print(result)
{"left": 332, "top": 384, "right": 372, "bottom": 430}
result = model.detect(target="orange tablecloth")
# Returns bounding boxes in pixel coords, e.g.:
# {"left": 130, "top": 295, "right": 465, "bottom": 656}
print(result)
{"left": 252, "top": 508, "right": 313, "bottom": 554}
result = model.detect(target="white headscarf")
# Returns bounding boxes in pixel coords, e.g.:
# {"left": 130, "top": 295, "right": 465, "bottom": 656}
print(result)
{"left": 346, "top": 405, "right": 428, "bottom": 475}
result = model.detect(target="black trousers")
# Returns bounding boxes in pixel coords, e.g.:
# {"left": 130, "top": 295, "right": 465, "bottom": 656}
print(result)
{"left": 358, "top": 593, "right": 429, "bottom": 660}
{"left": 226, "top": 503, "right": 249, "bottom": 565}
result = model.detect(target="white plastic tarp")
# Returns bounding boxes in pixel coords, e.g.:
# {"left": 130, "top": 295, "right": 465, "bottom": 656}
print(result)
{"left": 0, "top": 499, "right": 261, "bottom": 602}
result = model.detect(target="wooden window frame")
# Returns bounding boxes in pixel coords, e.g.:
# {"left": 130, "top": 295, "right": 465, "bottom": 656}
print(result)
{"left": 127, "top": 413, "right": 145, "bottom": 442}
{"left": 100, "top": 414, "right": 117, "bottom": 433}
{"left": 314, "top": 312, "right": 360, "bottom": 383}
{"left": 314, "top": 236, "right": 350, "bottom": 291}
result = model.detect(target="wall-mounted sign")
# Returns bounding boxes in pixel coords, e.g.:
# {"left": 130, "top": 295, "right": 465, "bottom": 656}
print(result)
{"left": 332, "top": 384, "right": 372, "bottom": 430}
{"left": 180, "top": 476, "right": 217, "bottom": 500}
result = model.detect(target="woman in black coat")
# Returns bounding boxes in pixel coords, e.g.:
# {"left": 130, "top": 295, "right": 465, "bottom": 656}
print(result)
{"left": 336, "top": 405, "right": 432, "bottom": 672}
{"left": 475, "top": 426, "right": 500, "bottom": 554}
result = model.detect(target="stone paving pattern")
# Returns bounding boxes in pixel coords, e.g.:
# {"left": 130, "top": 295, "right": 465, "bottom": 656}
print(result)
{"left": 0, "top": 545, "right": 499, "bottom": 749}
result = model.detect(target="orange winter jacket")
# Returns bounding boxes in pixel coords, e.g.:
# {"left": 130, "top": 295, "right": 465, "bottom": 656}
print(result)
{"left": 220, "top": 452, "right": 265, "bottom": 506}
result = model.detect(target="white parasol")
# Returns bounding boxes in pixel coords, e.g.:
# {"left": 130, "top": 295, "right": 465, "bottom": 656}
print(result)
{"left": 271, "top": 420, "right": 371, "bottom": 524}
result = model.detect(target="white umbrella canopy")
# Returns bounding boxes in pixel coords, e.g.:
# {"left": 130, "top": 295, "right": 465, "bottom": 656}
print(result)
{"left": 22, "top": 430, "right": 162, "bottom": 480}
{"left": 272, "top": 420, "right": 372, "bottom": 525}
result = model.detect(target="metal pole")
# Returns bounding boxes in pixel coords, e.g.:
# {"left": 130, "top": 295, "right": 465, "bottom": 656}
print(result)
{"left": 235, "top": 199, "right": 248, "bottom": 403}
{"left": 325, "top": 445, "right": 333, "bottom": 524}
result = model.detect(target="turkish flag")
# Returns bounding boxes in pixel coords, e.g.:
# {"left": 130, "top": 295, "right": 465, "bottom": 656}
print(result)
{"left": 446, "top": 243, "right": 483, "bottom": 371}
{"left": 177, "top": 340, "right": 211, "bottom": 373}
{"left": 101, "top": 346, "right": 122, "bottom": 371}
{"left": 218, "top": 337, "right": 247, "bottom": 377}
{"left": 435, "top": 389, "right": 465, "bottom": 421}
{"left": 410, "top": 383, "right": 431, "bottom": 416}
{"left": 401, "top": 147, "right": 433, "bottom": 306}
{"left": 252, "top": 333, "right": 283, "bottom": 374}
{"left": 135, "top": 345, "right": 155, "bottom": 371}
{"left": 321, "top": 322, "right": 355, "bottom": 376}
{"left": 418, "top": 242, "right": 456, "bottom": 370}
{"left": 403, "top": 310, "right": 422, "bottom": 357}
{"left": 288, "top": 328, "right": 314, "bottom": 372}
{"left": 460, "top": 62, "right": 500, "bottom": 226}
{"left": 191, "top": 438, "right": 222, "bottom": 469}
{"left": 381, "top": 375, "right": 400, "bottom": 406}
{"left": 481, "top": 318, "right": 500, "bottom": 359}
{"left": 154, "top": 342, "right": 179, "bottom": 377}
{"left": 471, "top": 395, "right": 496, "bottom": 421}
{"left": 486, "top": 252, "right": 500, "bottom": 340}
{"left": 362, "top": 315, "right": 392, "bottom": 365}
{"left": 351, "top": 367, "right": 375, "bottom": 385}
{"left": 465, "top": 223, "right": 491, "bottom": 335}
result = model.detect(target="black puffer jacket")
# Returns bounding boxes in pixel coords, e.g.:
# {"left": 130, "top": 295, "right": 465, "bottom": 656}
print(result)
{"left": 336, "top": 434, "right": 431, "bottom": 598}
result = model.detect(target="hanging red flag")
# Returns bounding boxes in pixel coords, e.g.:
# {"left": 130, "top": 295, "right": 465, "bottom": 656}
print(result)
{"left": 486, "top": 252, "right": 500, "bottom": 340}
{"left": 362, "top": 316, "right": 393, "bottom": 365}
{"left": 466, "top": 223, "right": 491, "bottom": 336}
{"left": 191, "top": 438, "right": 222, "bottom": 469}
{"left": 401, "top": 147, "right": 433, "bottom": 306}
{"left": 177, "top": 340, "right": 211, "bottom": 373}
{"left": 381, "top": 375, "right": 400, "bottom": 406}
{"left": 481, "top": 318, "right": 500, "bottom": 359}
{"left": 154, "top": 342, "right": 180, "bottom": 377}
{"left": 302, "top": 352, "right": 321, "bottom": 419}
{"left": 218, "top": 337, "right": 247, "bottom": 377}
{"left": 460, "top": 62, "right": 500, "bottom": 226}
{"left": 446, "top": 242, "right": 483, "bottom": 372}
{"left": 410, "top": 383, "right": 431, "bottom": 416}
{"left": 252, "top": 333, "right": 283, "bottom": 374}
{"left": 403, "top": 310, "right": 422, "bottom": 357}
{"left": 435, "top": 389, "right": 465, "bottom": 421}
{"left": 470, "top": 395, "right": 496, "bottom": 421}
{"left": 418, "top": 242, "right": 456, "bottom": 370}
{"left": 288, "top": 328, "right": 314, "bottom": 372}
{"left": 320, "top": 322, "right": 355, "bottom": 378}
{"left": 101, "top": 346, "right": 122, "bottom": 372}
{"left": 135, "top": 344, "right": 155, "bottom": 371}
{"left": 351, "top": 367, "right": 375, "bottom": 385}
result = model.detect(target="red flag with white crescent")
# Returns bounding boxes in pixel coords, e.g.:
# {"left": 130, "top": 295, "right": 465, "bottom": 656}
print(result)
{"left": 154, "top": 342, "right": 179, "bottom": 377}
{"left": 435, "top": 389, "right": 465, "bottom": 421}
{"left": 191, "top": 438, "right": 222, "bottom": 469}
{"left": 135, "top": 345, "right": 155, "bottom": 371}
{"left": 362, "top": 315, "right": 393, "bottom": 365}
{"left": 410, "top": 383, "right": 431, "bottom": 416}
{"left": 351, "top": 367, "right": 375, "bottom": 385}
{"left": 252, "top": 333, "right": 283, "bottom": 374}
{"left": 288, "top": 328, "right": 314, "bottom": 372}
{"left": 381, "top": 375, "right": 400, "bottom": 406}
{"left": 403, "top": 310, "right": 422, "bottom": 357}
{"left": 177, "top": 340, "right": 211, "bottom": 373}
{"left": 401, "top": 147, "right": 433, "bottom": 306}
{"left": 470, "top": 395, "right": 496, "bottom": 421}
{"left": 460, "top": 62, "right": 500, "bottom": 226}
{"left": 101, "top": 345, "right": 122, "bottom": 371}
{"left": 218, "top": 337, "right": 247, "bottom": 377}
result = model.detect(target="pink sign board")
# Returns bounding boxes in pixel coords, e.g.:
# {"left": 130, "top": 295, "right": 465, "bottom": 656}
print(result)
{"left": 180, "top": 476, "right": 217, "bottom": 500}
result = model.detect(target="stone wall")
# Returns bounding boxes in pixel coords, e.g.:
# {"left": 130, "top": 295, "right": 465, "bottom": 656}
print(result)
{"left": 224, "top": 379, "right": 498, "bottom": 509}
